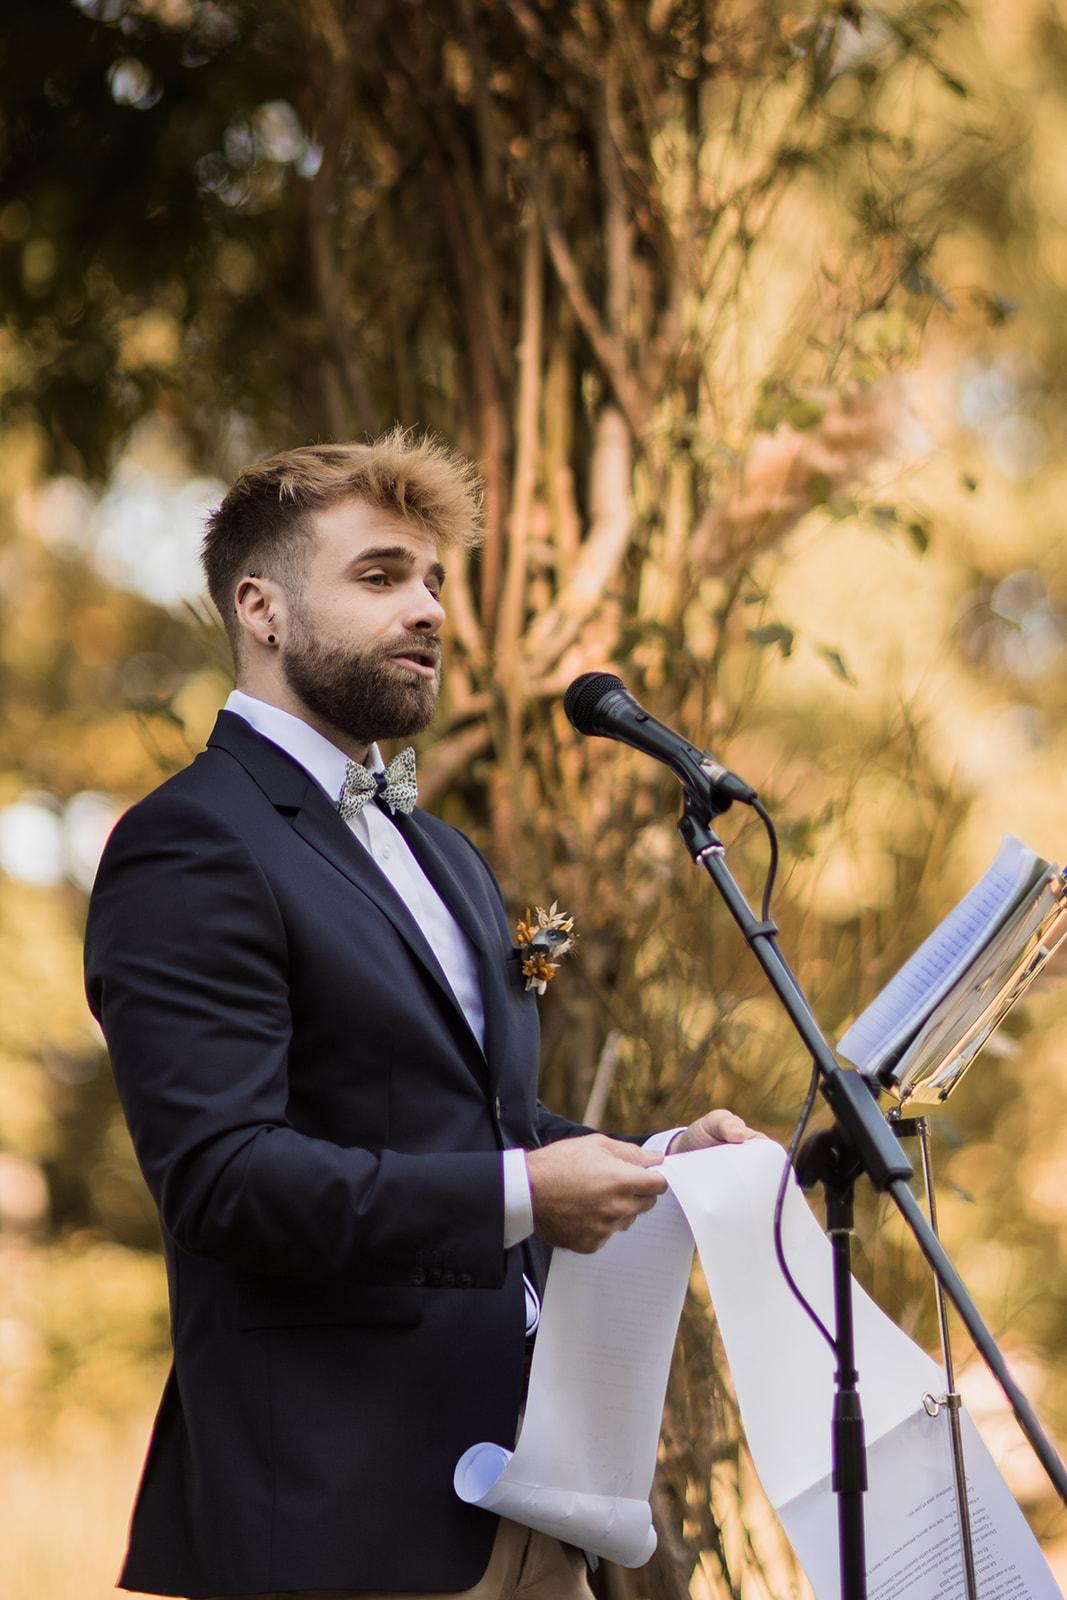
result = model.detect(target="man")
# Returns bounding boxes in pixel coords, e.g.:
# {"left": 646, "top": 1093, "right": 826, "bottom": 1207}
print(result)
{"left": 84, "top": 430, "right": 758, "bottom": 1600}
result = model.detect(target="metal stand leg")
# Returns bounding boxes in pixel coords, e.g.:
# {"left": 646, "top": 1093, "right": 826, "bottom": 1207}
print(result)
{"left": 914, "top": 1117, "right": 979, "bottom": 1600}
{"left": 828, "top": 1183, "right": 868, "bottom": 1597}
{"left": 796, "top": 1129, "right": 869, "bottom": 1599}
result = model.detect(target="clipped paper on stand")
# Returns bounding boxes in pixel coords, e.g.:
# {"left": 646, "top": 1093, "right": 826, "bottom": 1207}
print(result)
{"left": 456, "top": 1140, "right": 1059, "bottom": 1593}
{"left": 784, "top": 1407, "right": 1060, "bottom": 1600}
{"left": 667, "top": 1141, "right": 1059, "bottom": 1598}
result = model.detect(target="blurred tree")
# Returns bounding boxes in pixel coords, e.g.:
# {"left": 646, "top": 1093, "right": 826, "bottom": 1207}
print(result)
{"left": 3, "top": 1, "right": 1067, "bottom": 1594}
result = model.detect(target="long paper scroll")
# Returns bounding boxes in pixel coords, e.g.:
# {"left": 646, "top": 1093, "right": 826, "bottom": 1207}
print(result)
{"left": 455, "top": 1139, "right": 1059, "bottom": 1595}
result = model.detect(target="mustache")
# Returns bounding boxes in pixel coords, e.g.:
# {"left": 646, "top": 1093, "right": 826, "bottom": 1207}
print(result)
{"left": 381, "top": 635, "right": 441, "bottom": 666}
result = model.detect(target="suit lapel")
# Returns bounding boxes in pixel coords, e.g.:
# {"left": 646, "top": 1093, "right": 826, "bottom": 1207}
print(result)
{"left": 392, "top": 812, "right": 495, "bottom": 967}
{"left": 394, "top": 810, "right": 510, "bottom": 1091}
{"left": 207, "top": 713, "right": 487, "bottom": 1074}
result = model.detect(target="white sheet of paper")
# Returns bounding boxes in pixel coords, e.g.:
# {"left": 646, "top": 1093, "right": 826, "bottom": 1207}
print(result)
{"left": 664, "top": 1138, "right": 942, "bottom": 1504}
{"left": 454, "top": 1182, "right": 694, "bottom": 1565}
{"left": 455, "top": 1139, "right": 1058, "bottom": 1592}
{"left": 783, "top": 1407, "right": 1061, "bottom": 1600}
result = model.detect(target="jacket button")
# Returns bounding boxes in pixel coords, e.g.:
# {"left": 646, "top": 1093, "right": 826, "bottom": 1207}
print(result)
{"left": 457, "top": 1272, "right": 473, "bottom": 1288}
{"left": 409, "top": 1267, "right": 426, "bottom": 1286}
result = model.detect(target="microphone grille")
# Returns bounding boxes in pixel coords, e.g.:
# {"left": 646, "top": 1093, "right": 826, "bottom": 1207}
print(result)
{"left": 564, "top": 671, "right": 626, "bottom": 735}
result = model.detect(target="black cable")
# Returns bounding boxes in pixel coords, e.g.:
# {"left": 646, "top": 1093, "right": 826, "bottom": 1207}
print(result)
{"left": 751, "top": 796, "right": 837, "bottom": 1354}
{"left": 772, "top": 1061, "right": 837, "bottom": 1355}
{"left": 752, "top": 798, "right": 778, "bottom": 924}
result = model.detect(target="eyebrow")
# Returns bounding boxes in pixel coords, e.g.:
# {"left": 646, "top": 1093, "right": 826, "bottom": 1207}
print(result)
{"left": 346, "top": 545, "right": 446, "bottom": 589}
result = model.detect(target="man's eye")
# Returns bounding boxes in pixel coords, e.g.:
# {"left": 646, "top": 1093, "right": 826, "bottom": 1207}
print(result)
{"left": 362, "top": 573, "right": 389, "bottom": 586}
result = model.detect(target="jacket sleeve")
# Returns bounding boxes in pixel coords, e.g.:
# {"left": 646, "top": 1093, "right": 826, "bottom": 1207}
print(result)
{"left": 534, "top": 1102, "right": 594, "bottom": 1144}
{"left": 84, "top": 790, "right": 506, "bottom": 1287}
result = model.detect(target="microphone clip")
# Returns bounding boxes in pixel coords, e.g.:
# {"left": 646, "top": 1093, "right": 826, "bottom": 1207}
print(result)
{"left": 698, "top": 757, "right": 741, "bottom": 817}
{"left": 678, "top": 789, "right": 727, "bottom": 865}
{"left": 677, "top": 757, "right": 759, "bottom": 863}
{"left": 694, "top": 755, "right": 757, "bottom": 818}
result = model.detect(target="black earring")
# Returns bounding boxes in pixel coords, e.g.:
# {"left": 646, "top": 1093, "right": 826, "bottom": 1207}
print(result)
{"left": 267, "top": 634, "right": 277, "bottom": 644}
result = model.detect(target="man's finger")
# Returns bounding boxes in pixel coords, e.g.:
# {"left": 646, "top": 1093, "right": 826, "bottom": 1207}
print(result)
{"left": 607, "top": 1140, "right": 665, "bottom": 1168}
{"left": 701, "top": 1108, "right": 761, "bottom": 1145}
{"left": 715, "top": 1113, "right": 750, "bottom": 1142}
{"left": 626, "top": 1167, "right": 668, "bottom": 1194}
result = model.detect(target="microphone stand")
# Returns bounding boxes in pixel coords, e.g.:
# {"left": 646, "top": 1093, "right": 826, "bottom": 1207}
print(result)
{"left": 675, "top": 781, "right": 1067, "bottom": 1600}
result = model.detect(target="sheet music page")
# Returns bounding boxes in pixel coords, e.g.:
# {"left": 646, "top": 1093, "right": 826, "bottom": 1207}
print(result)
{"left": 838, "top": 835, "right": 1039, "bottom": 1075}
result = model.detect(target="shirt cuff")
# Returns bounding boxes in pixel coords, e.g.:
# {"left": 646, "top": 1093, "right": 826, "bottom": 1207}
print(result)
{"left": 502, "top": 1147, "right": 535, "bottom": 1248}
{"left": 643, "top": 1127, "right": 686, "bottom": 1156}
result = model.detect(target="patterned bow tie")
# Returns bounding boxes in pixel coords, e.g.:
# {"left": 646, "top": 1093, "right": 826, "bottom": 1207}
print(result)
{"left": 337, "top": 747, "right": 418, "bottom": 820}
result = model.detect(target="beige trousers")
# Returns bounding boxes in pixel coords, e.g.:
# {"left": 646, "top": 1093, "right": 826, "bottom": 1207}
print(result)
{"left": 200, "top": 1516, "right": 595, "bottom": 1600}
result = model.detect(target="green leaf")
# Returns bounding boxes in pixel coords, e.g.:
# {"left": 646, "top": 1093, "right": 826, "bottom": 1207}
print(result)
{"left": 754, "top": 378, "right": 826, "bottom": 433}
{"left": 902, "top": 264, "right": 952, "bottom": 307}
{"left": 937, "top": 69, "right": 969, "bottom": 98}
{"left": 806, "top": 471, "right": 832, "bottom": 505}
{"left": 747, "top": 623, "right": 795, "bottom": 657}
{"left": 975, "top": 291, "right": 1018, "bottom": 326}
{"left": 817, "top": 646, "right": 856, "bottom": 684}
{"left": 129, "top": 700, "right": 186, "bottom": 731}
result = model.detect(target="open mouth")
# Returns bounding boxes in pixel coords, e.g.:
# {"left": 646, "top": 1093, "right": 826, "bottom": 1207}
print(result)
{"left": 390, "top": 650, "right": 439, "bottom": 678}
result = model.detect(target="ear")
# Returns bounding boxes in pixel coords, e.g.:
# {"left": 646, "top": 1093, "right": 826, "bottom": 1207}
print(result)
{"left": 234, "top": 573, "right": 287, "bottom": 652}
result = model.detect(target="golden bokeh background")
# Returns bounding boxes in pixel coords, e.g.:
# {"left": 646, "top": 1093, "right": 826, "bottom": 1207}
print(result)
{"left": 2, "top": 0, "right": 1067, "bottom": 1594}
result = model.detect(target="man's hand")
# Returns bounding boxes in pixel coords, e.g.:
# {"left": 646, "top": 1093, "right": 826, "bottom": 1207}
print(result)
{"left": 668, "top": 1108, "right": 762, "bottom": 1155}
{"left": 526, "top": 1134, "right": 668, "bottom": 1254}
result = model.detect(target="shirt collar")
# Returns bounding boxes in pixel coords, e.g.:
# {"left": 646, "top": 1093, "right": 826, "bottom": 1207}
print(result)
{"left": 224, "top": 689, "right": 384, "bottom": 804}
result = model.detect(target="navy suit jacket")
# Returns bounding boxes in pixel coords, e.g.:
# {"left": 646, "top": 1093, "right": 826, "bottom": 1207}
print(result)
{"left": 83, "top": 711, "right": 589, "bottom": 1596}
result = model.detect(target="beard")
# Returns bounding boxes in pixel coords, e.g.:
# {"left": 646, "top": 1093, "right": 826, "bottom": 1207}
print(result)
{"left": 281, "top": 611, "right": 441, "bottom": 748}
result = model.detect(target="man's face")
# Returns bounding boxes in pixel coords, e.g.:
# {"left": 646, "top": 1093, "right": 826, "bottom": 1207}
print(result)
{"left": 280, "top": 498, "right": 447, "bottom": 749}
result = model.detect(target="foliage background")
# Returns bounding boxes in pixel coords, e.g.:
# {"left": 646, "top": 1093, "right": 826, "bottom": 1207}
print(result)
{"left": 2, "top": 0, "right": 1067, "bottom": 1595}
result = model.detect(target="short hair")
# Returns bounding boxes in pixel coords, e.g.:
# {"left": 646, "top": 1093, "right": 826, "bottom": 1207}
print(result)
{"left": 201, "top": 427, "right": 485, "bottom": 659}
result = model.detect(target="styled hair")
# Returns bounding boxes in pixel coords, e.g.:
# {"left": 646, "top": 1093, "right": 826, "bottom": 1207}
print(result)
{"left": 201, "top": 427, "right": 485, "bottom": 658}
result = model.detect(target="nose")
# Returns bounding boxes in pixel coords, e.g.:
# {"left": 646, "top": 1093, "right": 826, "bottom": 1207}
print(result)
{"left": 403, "top": 580, "right": 446, "bottom": 634}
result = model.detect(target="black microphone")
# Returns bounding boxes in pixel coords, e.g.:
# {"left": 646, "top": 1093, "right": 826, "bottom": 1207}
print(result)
{"left": 563, "top": 671, "right": 757, "bottom": 810}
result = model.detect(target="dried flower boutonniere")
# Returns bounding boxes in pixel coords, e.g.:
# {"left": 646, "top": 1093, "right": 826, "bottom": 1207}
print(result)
{"left": 515, "top": 902, "right": 577, "bottom": 994}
